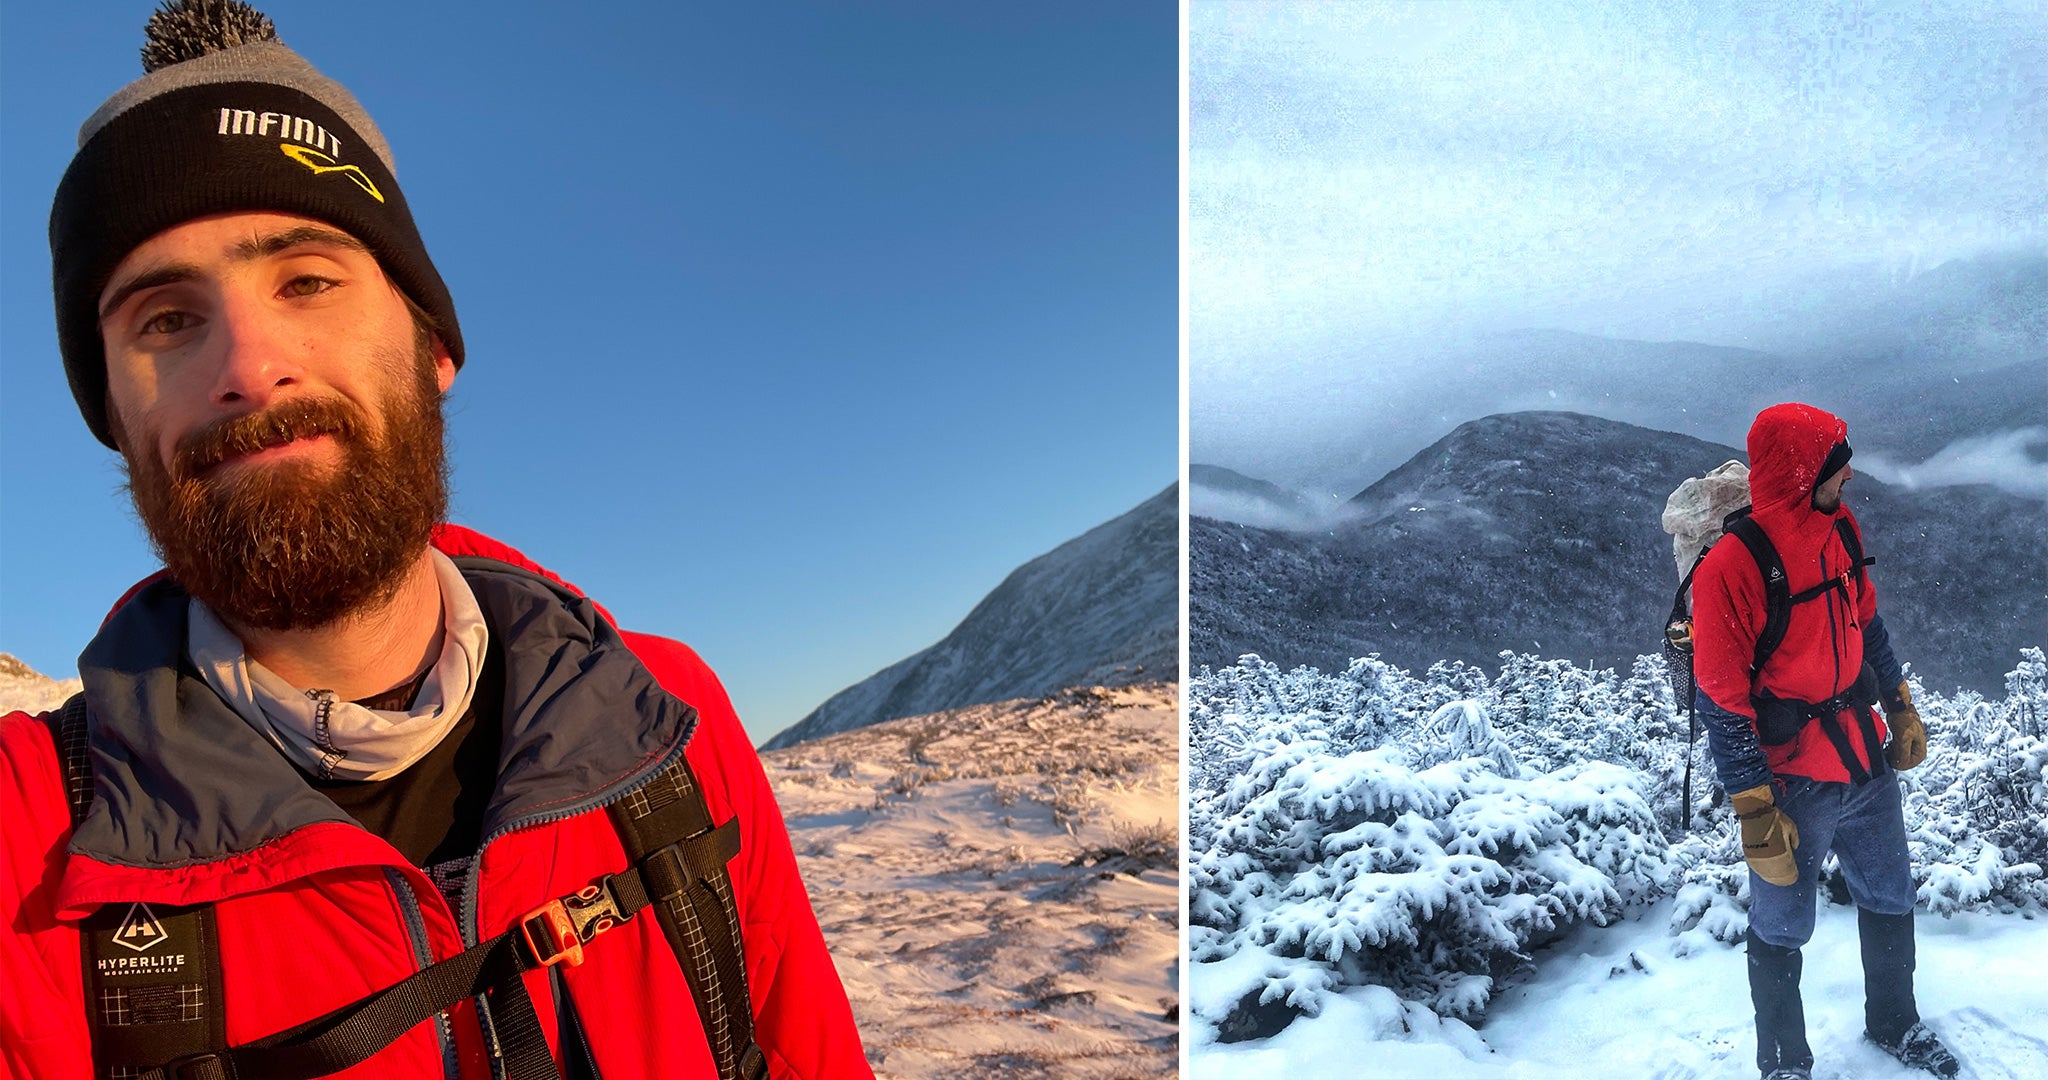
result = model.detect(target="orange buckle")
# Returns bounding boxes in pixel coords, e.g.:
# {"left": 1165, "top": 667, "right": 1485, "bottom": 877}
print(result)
{"left": 520, "top": 899, "right": 583, "bottom": 967}
{"left": 520, "top": 881, "right": 626, "bottom": 969}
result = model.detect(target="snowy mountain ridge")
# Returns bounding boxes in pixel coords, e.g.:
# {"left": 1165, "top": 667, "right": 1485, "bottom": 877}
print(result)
{"left": 1193, "top": 254, "right": 2047, "bottom": 497}
{"left": 1192, "top": 411, "right": 2045, "bottom": 695}
{"left": 766, "top": 484, "right": 1177, "bottom": 749}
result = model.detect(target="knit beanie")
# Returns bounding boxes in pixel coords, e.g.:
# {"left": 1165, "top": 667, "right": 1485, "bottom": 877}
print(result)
{"left": 1815, "top": 439, "right": 1854, "bottom": 493}
{"left": 50, "top": 0, "right": 463, "bottom": 450}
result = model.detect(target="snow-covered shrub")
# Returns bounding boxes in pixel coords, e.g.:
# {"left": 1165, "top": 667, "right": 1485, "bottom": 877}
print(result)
{"left": 1188, "top": 648, "right": 2048, "bottom": 1045}
{"left": 1188, "top": 653, "right": 1477, "bottom": 798}
{"left": 1899, "top": 649, "right": 2048, "bottom": 913}
{"left": 1665, "top": 809, "right": 1749, "bottom": 951}
{"left": 1188, "top": 683, "right": 1670, "bottom": 1038}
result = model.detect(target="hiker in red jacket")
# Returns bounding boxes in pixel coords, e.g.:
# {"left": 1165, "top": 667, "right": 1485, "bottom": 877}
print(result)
{"left": 1, "top": 3, "right": 868, "bottom": 1078}
{"left": 1691, "top": 402, "right": 1954, "bottom": 1080}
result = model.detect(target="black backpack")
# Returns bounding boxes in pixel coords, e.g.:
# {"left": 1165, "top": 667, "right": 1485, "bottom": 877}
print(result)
{"left": 51, "top": 693, "right": 769, "bottom": 1080}
{"left": 1661, "top": 507, "right": 1875, "bottom": 824}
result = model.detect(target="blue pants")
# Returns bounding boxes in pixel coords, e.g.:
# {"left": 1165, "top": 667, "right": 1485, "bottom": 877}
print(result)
{"left": 1748, "top": 771, "right": 1916, "bottom": 948}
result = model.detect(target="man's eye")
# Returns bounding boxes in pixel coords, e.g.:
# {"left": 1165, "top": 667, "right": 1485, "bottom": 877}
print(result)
{"left": 141, "top": 311, "right": 193, "bottom": 335}
{"left": 283, "top": 276, "right": 337, "bottom": 298}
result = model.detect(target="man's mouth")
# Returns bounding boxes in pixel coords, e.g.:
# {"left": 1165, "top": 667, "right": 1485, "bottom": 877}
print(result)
{"left": 219, "top": 429, "right": 333, "bottom": 467}
{"left": 178, "top": 407, "right": 354, "bottom": 480}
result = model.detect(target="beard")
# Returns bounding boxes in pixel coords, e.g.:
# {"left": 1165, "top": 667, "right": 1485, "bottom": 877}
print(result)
{"left": 120, "top": 329, "right": 449, "bottom": 632}
{"left": 1812, "top": 481, "right": 1846, "bottom": 514}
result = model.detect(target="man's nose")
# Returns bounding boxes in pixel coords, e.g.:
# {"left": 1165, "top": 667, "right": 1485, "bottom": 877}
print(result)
{"left": 208, "top": 299, "right": 306, "bottom": 410}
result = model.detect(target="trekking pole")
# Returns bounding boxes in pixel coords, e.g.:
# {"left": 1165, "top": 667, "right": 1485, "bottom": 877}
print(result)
{"left": 1681, "top": 688, "right": 1696, "bottom": 833}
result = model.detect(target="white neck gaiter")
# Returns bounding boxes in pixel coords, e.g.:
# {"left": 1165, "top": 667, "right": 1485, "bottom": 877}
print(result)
{"left": 188, "top": 549, "right": 491, "bottom": 781}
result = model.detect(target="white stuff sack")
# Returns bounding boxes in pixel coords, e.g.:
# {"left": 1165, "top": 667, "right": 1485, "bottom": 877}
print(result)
{"left": 1661, "top": 460, "right": 1751, "bottom": 581}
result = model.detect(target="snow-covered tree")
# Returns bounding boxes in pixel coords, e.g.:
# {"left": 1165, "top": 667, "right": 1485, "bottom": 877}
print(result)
{"left": 1190, "top": 663, "right": 1670, "bottom": 1038}
{"left": 1188, "top": 648, "right": 2048, "bottom": 1044}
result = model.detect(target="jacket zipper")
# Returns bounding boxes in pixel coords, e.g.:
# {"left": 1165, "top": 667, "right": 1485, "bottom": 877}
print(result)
{"left": 553, "top": 966, "right": 607, "bottom": 1080}
{"left": 385, "top": 867, "right": 463, "bottom": 1080}
{"left": 457, "top": 731, "right": 695, "bottom": 945}
{"left": 456, "top": 729, "right": 695, "bottom": 1077}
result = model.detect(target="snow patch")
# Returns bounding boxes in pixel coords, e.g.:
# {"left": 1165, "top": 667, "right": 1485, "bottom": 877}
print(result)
{"left": 765, "top": 684, "right": 1178, "bottom": 1078}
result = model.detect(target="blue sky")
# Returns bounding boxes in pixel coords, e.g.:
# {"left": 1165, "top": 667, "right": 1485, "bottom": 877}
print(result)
{"left": 0, "top": 1, "right": 1176, "bottom": 742}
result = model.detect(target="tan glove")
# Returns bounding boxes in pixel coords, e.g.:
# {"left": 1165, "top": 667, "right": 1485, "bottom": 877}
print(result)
{"left": 1731, "top": 783, "right": 1800, "bottom": 886}
{"left": 1885, "top": 681, "right": 1926, "bottom": 770}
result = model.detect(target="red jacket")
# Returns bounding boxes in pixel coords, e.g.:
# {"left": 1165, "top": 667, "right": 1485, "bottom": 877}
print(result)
{"left": 1693, "top": 403, "right": 1888, "bottom": 784}
{"left": 0, "top": 525, "right": 870, "bottom": 1080}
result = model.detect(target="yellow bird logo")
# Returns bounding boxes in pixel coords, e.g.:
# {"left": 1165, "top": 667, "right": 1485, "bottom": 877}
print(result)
{"left": 279, "top": 143, "right": 385, "bottom": 203}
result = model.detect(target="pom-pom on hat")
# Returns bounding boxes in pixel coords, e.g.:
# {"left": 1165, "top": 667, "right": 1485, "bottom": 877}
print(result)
{"left": 50, "top": 0, "right": 463, "bottom": 450}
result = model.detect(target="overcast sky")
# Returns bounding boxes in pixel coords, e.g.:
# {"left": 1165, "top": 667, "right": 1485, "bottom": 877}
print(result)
{"left": 1191, "top": 0, "right": 2046, "bottom": 486}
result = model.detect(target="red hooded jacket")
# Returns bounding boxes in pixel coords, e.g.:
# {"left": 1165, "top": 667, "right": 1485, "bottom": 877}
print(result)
{"left": 0, "top": 525, "right": 871, "bottom": 1079}
{"left": 1692, "top": 403, "right": 1889, "bottom": 785}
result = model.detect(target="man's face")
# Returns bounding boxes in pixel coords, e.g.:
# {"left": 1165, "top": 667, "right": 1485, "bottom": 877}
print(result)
{"left": 1813, "top": 464, "right": 1852, "bottom": 513}
{"left": 97, "top": 211, "right": 458, "bottom": 630}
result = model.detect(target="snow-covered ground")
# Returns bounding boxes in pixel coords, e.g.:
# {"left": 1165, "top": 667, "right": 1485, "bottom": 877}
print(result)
{"left": 762, "top": 683, "right": 1180, "bottom": 1078}
{"left": 1189, "top": 651, "right": 2048, "bottom": 1079}
{"left": 1193, "top": 897, "right": 2048, "bottom": 1080}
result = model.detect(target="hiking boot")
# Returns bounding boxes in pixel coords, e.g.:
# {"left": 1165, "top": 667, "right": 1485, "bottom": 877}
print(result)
{"left": 1762, "top": 1068, "right": 1811, "bottom": 1080}
{"left": 1868, "top": 1021, "right": 1959, "bottom": 1077}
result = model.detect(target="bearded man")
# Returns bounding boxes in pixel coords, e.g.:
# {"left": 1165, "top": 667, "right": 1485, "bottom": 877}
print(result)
{"left": 0, "top": 4, "right": 868, "bottom": 1079}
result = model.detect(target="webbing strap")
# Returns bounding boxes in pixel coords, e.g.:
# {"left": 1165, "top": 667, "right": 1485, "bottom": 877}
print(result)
{"left": 133, "top": 931, "right": 534, "bottom": 1080}
{"left": 609, "top": 754, "right": 765, "bottom": 1080}
{"left": 52, "top": 694, "right": 758, "bottom": 1080}
{"left": 1854, "top": 707, "right": 1889, "bottom": 783}
{"left": 1816, "top": 712, "right": 1871, "bottom": 785}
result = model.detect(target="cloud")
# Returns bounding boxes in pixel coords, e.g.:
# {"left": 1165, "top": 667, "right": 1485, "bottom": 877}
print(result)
{"left": 1191, "top": 0, "right": 2048, "bottom": 377}
{"left": 1856, "top": 427, "right": 2048, "bottom": 497}
{"left": 1188, "top": 481, "right": 1364, "bottom": 533}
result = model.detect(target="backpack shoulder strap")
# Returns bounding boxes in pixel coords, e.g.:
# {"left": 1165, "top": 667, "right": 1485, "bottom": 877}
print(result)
{"left": 56, "top": 692, "right": 93, "bottom": 821}
{"left": 1723, "top": 515, "right": 1791, "bottom": 677}
{"left": 1835, "top": 517, "right": 1873, "bottom": 583}
{"left": 1669, "top": 547, "right": 1708, "bottom": 625}
{"left": 53, "top": 695, "right": 231, "bottom": 1080}
{"left": 49, "top": 697, "right": 761, "bottom": 1080}
{"left": 608, "top": 747, "right": 767, "bottom": 1080}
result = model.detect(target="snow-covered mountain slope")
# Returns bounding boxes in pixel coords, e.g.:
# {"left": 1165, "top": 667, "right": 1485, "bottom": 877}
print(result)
{"left": 1191, "top": 411, "right": 2045, "bottom": 694}
{"left": 762, "top": 684, "right": 1178, "bottom": 1078}
{"left": 0, "top": 654, "right": 80, "bottom": 716}
{"left": 765, "top": 485, "right": 1177, "bottom": 750}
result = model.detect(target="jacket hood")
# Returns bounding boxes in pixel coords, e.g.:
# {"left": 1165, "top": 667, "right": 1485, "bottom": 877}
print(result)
{"left": 68, "top": 531, "right": 695, "bottom": 874}
{"left": 1746, "top": 402, "right": 1849, "bottom": 518}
